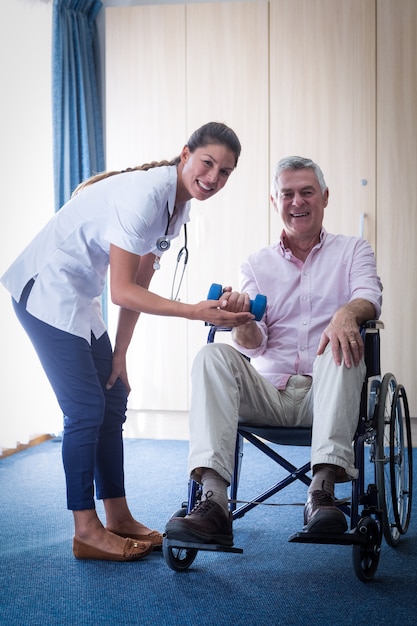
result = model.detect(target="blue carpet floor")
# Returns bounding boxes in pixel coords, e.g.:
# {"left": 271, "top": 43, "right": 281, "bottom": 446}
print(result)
{"left": 0, "top": 438, "right": 416, "bottom": 626}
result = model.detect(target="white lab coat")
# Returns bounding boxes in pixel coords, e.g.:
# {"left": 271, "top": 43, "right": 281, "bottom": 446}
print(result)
{"left": 1, "top": 166, "right": 190, "bottom": 342}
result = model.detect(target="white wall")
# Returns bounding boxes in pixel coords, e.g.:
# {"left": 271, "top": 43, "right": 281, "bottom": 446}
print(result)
{"left": 0, "top": 0, "right": 60, "bottom": 451}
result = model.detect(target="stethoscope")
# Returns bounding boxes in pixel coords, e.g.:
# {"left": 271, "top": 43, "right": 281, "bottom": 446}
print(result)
{"left": 153, "top": 204, "right": 189, "bottom": 301}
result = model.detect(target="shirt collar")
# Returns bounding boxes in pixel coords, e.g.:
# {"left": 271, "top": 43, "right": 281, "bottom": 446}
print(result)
{"left": 279, "top": 227, "right": 327, "bottom": 257}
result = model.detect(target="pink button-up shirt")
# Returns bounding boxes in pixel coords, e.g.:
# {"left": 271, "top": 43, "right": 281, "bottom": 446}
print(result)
{"left": 231, "top": 229, "right": 383, "bottom": 390}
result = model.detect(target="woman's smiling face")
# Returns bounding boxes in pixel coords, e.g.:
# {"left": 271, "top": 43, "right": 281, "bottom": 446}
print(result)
{"left": 178, "top": 144, "right": 236, "bottom": 202}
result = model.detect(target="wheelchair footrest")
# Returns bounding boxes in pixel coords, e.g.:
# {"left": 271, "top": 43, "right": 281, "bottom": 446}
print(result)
{"left": 288, "top": 530, "right": 367, "bottom": 546}
{"left": 163, "top": 538, "right": 243, "bottom": 554}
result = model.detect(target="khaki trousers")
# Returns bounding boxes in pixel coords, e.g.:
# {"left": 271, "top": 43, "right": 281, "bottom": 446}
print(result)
{"left": 188, "top": 342, "right": 366, "bottom": 485}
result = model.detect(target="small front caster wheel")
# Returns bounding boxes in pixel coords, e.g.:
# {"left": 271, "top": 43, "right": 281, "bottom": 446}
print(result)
{"left": 352, "top": 517, "right": 381, "bottom": 582}
{"left": 162, "top": 541, "right": 198, "bottom": 572}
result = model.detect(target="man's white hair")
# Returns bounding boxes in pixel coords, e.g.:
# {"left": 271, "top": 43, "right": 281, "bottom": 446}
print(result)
{"left": 271, "top": 156, "right": 328, "bottom": 200}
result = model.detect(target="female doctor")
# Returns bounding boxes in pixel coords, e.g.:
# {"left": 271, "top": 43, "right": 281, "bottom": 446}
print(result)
{"left": 1, "top": 121, "right": 253, "bottom": 562}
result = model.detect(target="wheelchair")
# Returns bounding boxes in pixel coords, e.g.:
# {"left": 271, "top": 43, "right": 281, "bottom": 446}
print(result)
{"left": 163, "top": 321, "right": 413, "bottom": 581}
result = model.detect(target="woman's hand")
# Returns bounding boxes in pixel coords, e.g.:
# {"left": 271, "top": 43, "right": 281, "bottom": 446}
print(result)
{"left": 106, "top": 351, "right": 131, "bottom": 394}
{"left": 195, "top": 289, "right": 254, "bottom": 327}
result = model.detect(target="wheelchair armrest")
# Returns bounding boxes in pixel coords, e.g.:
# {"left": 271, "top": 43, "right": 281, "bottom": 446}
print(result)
{"left": 361, "top": 320, "right": 383, "bottom": 378}
{"left": 361, "top": 319, "right": 384, "bottom": 332}
{"left": 207, "top": 325, "right": 232, "bottom": 344}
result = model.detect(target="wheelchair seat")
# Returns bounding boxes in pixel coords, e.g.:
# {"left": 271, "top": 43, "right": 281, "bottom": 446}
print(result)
{"left": 239, "top": 424, "right": 312, "bottom": 446}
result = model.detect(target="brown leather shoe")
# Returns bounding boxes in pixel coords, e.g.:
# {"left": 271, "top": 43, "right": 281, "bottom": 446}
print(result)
{"left": 107, "top": 529, "right": 163, "bottom": 550}
{"left": 165, "top": 494, "right": 233, "bottom": 546}
{"left": 304, "top": 490, "right": 348, "bottom": 533}
{"left": 73, "top": 536, "right": 153, "bottom": 561}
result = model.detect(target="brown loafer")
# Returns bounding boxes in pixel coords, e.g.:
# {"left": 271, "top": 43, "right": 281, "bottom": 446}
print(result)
{"left": 73, "top": 536, "right": 153, "bottom": 561}
{"left": 107, "top": 529, "right": 163, "bottom": 550}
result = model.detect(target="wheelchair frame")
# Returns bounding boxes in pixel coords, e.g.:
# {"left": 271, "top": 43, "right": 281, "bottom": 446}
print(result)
{"left": 163, "top": 321, "right": 413, "bottom": 581}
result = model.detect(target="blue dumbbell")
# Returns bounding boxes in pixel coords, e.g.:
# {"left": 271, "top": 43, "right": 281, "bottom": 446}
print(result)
{"left": 207, "top": 283, "right": 267, "bottom": 321}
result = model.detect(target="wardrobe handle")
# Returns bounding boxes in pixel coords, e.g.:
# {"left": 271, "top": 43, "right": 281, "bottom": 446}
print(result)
{"left": 359, "top": 212, "right": 366, "bottom": 238}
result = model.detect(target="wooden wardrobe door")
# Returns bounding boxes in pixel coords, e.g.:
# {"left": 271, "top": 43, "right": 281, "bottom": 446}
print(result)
{"left": 184, "top": 1, "right": 270, "bottom": 363}
{"left": 377, "top": 0, "right": 417, "bottom": 414}
{"left": 106, "top": 5, "right": 189, "bottom": 410}
{"left": 106, "top": 2, "right": 270, "bottom": 411}
{"left": 269, "top": 0, "right": 376, "bottom": 247}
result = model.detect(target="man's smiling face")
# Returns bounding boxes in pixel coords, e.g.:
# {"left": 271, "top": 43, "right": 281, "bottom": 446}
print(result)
{"left": 273, "top": 167, "right": 329, "bottom": 241}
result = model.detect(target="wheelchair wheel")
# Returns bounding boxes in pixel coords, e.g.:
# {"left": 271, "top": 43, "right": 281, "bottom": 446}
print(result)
{"left": 352, "top": 517, "right": 382, "bottom": 582}
{"left": 163, "top": 542, "right": 198, "bottom": 572}
{"left": 389, "top": 384, "right": 412, "bottom": 534}
{"left": 162, "top": 508, "right": 198, "bottom": 572}
{"left": 375, "top": 374, "right": 413, "bottom": 546}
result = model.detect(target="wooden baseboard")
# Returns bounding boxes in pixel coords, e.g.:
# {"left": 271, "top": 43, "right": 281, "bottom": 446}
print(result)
{"left": 0, "top": 434, "right": 53, "bottom": 459}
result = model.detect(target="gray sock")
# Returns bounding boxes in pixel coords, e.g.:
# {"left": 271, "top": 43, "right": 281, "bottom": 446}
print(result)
{"left": 309, "top": 465, "right": 337, "bottom": 497}
{"left": 201, "top": 468, "right": 229, "bottom": 513}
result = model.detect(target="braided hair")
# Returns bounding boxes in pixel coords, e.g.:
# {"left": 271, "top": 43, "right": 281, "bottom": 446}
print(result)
{"left": 72, "top": 121, "right": 241, "bottom": 196}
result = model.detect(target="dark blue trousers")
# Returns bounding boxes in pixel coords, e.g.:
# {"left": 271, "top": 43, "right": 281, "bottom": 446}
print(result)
{"left": 13, "top": 281, "right": 128, "bottom": 510}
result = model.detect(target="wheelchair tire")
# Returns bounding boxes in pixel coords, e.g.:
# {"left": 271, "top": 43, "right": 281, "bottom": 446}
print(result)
{"left": 389, "top": 384, "right": 413, "bottom": 535}
{"left": 163, "top": 543, "right": 198, "bottom": 572}
{"left": 375, "top": 374, "right": 413, "bottom": 546}
{"left": 162, "top": 508, "right": 198, "bottom": 572}
{"left": 352, "top": 517, "right": 382, "bottom": 582}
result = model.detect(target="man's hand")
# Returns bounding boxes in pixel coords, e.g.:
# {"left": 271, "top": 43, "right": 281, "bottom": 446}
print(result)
{"left": 317, "top": 307, "right": 364, "bottom": 368}
{"left": 210, "top": 288, "right": 263, "bottom": 349}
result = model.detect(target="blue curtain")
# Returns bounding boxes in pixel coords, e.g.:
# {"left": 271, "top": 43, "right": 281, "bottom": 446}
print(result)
{"left": 52, "top": 0, "right": 104, "bottom": 211}
{"left": 52, "top": 0, "right": 106, "bottom": 321}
